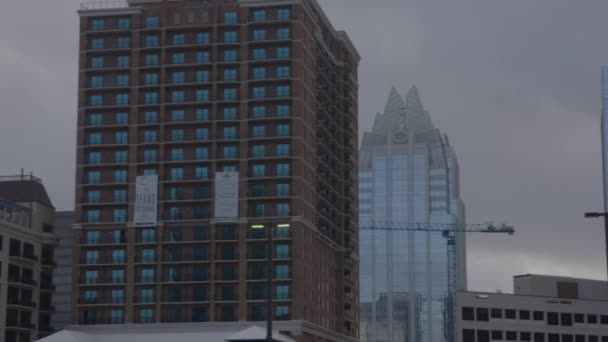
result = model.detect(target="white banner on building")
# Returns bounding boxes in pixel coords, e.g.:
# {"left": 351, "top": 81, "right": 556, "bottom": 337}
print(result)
{"left": 133, "top": 175, "right": 158, "bottom": 226}
{"left": 214, "top": 172, "right": 239, "bottom": 218}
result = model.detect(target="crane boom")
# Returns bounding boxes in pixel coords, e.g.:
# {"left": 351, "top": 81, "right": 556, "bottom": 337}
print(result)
{"left": 359, "top": 221, "right": 514, "bottom": 342}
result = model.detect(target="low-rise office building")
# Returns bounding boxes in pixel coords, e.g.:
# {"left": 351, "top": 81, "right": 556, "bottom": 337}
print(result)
{"left": 457, "top": 275, "right": 608, "bottom": 342}
{"left": 0, "top": 175, "right": 58, "bottom": 342}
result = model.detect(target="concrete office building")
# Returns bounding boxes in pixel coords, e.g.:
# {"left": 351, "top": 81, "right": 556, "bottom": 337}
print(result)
{"left": 0, "top": 175, "right": 58, "bottom": 342}
{"left": 70, "top": 0, "right": 359, "bottom": 341}
{"left": 457, "top": 275, "right": 608, "bottom": 342}
{"left": 50, "top": 212, "right": 74, "bottom": 331}
{"left": 359, "top": 86, "right": 466, "bottom": 341}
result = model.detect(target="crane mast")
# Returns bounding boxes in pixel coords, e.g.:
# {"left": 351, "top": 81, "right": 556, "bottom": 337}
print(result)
{"left": 360, "top": 222, "right": 514, "bottom": 342}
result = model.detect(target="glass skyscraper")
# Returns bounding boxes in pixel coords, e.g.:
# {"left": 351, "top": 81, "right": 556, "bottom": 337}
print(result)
{"left": 359, "top": 86, "right": 466, "bottom": 342}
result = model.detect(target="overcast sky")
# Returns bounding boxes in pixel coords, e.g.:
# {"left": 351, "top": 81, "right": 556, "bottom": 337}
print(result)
{"left": 0, "top": 0, "right": 606, "bottom": 292}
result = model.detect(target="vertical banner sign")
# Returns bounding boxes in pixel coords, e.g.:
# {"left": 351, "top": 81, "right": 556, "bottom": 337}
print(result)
{"left": 214, "top": 172, "right": 239, "bottom": 218}
{"left": 133, "top": 175, "right": 158, "bottom": 226}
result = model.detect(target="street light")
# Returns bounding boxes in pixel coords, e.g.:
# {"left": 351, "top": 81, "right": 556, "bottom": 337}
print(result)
{"left": 251, "top": 224, "right": 273, "bottom": 342}
{"left": 583, "top": 212, "right": 608, "bottom": 280}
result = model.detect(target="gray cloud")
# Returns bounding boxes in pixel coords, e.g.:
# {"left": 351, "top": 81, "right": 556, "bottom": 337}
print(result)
{"left": 0, "top": 0, "right": 605, "bottom": 292}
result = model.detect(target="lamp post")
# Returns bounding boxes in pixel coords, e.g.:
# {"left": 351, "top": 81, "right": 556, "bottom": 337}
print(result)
{"left": 252, "top": 224, "right": 273, "bottom": 342}
{"left": 584, "top": 212, "right": 608, "bottom": 280}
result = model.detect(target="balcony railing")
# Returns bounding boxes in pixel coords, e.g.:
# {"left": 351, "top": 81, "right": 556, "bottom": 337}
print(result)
{"left": 80, "top": 1, "right": 128, "bottom": 10}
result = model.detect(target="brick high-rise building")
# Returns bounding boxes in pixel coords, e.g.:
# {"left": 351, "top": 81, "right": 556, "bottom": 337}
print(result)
{"left": 73, "top": 0, "right": 359, "bottom": 340}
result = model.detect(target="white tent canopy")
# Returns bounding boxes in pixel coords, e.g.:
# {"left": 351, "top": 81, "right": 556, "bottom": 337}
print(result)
{"left": 36, "top": 324, "right": 295, "bottom": 342}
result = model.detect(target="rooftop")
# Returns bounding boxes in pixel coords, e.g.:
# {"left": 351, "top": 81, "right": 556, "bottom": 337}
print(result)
{"left": 0, "top": 175, "right": 53, "bottom": 208}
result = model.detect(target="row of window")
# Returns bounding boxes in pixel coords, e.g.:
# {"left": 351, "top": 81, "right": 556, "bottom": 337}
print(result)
{"left": 86, "top": 104, "right": 292, "bottom": 127}
{"left": 81, "top": 304, "right": 289, "bottom": 325}
{"left": 88, "top": 125, "right": 290, "bottom": 145}
{"left": 462, "top": 329, "right": 608, "bottom": 342}
{"left": 89, "top": 8, "right": 291, "bottom": 32}
{"left": 462, "top": 306, "right": 608, "bottom": 326}
{"left": 88, "top": 46, "right": 290, "bottom": 68}
{"left": 83, "top": 225, "right": 290, "bottom": 245}
{"left": 87, "top": 85, "right": 291, "bottom": 107}
{"left": 84, "top": 202, "right": 291, "bottom": 223}
{"left": 89, "top": 65, "right": 290, "bottom": 89}
{"left": 86, "top": 148, "right": 293, "bottom": 164}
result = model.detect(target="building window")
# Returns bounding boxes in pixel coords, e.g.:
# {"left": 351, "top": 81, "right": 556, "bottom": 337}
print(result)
{"left": 91, "top": 38, "right": 104, "bottom": 50}
{"left": 140, "top": 309, "right": 154, "bottom": 323}
{"left": 276, "top": 144, "right": 290, "bottom": 157}
{"left": 223, "top": 107, "right": 238, "bottom": 120}
{"left": 172, "top": 91, "right": 185, "bottom": 103}
{"left": 144, "top": 72, "right": 159, "bottom": 85}
{"left": 85, "top": 250, "right": 99, "bottom": 264}
{"left": 195, "top": 128, "right": 209, "bottom": 140}
{"left": 117, "top": 55, "right": 130, "bottom": 67}
{"left": 115, "top": 131, "right": 128, "bottom": 144}
{"left": 277, "top": 28, "right": 290, "bottom": 40}
{"left": 534, "top": 333, "right": 545, "bottom": 342}
{"left": 252, "top": 105, "right": 266, "bottom": 118}
{"left": 223, "top": 49, "right": 238, "bottom": 62}
{"left": 118, "top": 18, "right": 131, "bottom": 29}
{"left": 253, "top": 29, "right": 266, "bottom": 41}
{"left": 223, "top": 127, "right": 237, "bottom": 139}
{"left": 90, "top": 56, "right": 104, "bottom": 68}
{"left": 223, "top": 146, "right": 238, "bottom": 159}
{"left": 252, "top": 10, "right": 266, "bottom": 22}
{"left": 172, "top": 33, "right": 185, "bottom": 45}
{"left": 520, "top": 310, "right": 531, "bottom": 320}
{"left": 224, "top": 31, "right": 238, "bottom": 43}
{"left": 116, "top": 93, "right": 129, "bottom": 105}
{"left": 140, "top": 268, "right": 155, "bottom": 282}
{"left": 224, "top": 11, "right": 238, "bottom": 24}
{"left": 196, "top": 89, "right": 209, "bottom": 101}
{"left": 84, "top": 270, "right": 98, "bottom": 284}
{"left": 252, "top": 145, "right": 265, "bottom": 158}
{"left": 88, "top": 152, "right": 101, "bottom": 165}
{"left": 276, "top": 204, "right": 289, "bottom": 217}
{"left": 224, "top": 68, "right": 238, "bottom": 81}
{"left": 254, "top": 204, "right": 265, "bottom": 217}
{"left": 170, "top": 168, "right": 184, "bottom": 181}
{"left": 114, "top": 151, "right": 128, "bottom": 163}
{"left": 277, "top": 66, "right": 290, "bottom": 78}
{"left": 84, "top": 290, "right": 97, "bottom": 304}
{"left": 113, "top": 208, "right": 127, "bottom": 222}
{"left": 171, "top": 71, "right": 185, "bottom": 84}
{"left": 588, "top": 314, "right": 598, "bottom": 324}
{"left": 276, "top": 305, "right": 289, "bottom": 320}
{"left": 171, "top": 148, "right": 184, "bottom": 161}
{"left": 143, "top": 150, "right": 157, "bottom": 162}
{"left": 90, "top": 76, "right": 103, "bottom": 88}
{"left": 561, "top": 313, "right": 573, "bottom": 326}
{"left": 196, "top": 108, "right": 209, "bottom": 121}
{"left": 146, "top": 16, "right": 160, "bottom": 28}
{"left": 223, "top": 88, "right": 237, "bottom": 100}
{"left": 276, "top": 183, "right": 290, "bottom": 197}
{"left": 87, "top": 171, "right": 101, "bottom": 184}
{"left": 144, "top": 54, "right": 159, "bottom": 66}
{"left": 143, "top": 130, "right": 157, "bottom": 143}
{"left": 252, "top": 87, "right": 266, "bottom": 99}
{"left": 113, "top": 189, "right": 127, "bottom": 202}
{"left": 111, "top": 289, "right": 125, "bottom": 304}
{"left": 112, "top": 269, "right": 125, "bottom": 283}
{"left": 277, "top": 47, "right": 290, "bottom": 58}
{"left": 197, "top": 32, "right": 210, "bottom": 44}
{"left": 117, "top": 36, "right": 130, "bottom": 49}
{"left": 253, "top": 48, "right": 266, "bottom": 60}
{"left": 114, "top": 170, "right": 128, "bottom": 183}
{"left": 547, "top": 312, "right": 559, "bottom": 325}
{"left": 505, "top": 309, "right": 516, "bottom": 319}
{"left": 195, "top": 147, "right": 209, "bottom": 160}
{"left": 91, "top": 19, "right": 104, "bottom": 31}
{"left": 277, "top": 104, "right": 290, "bottom": 117}
{"left": 89, "top": 133, "right": 102, "bottom": 145}
{"left": 277, "top": 8, "right": 290, "bottom": 20}
{"left": 252, "top": 67, "right": 266, "bottom": 80}
{"left": 89, "top": 94, "right": 103, "bottom": 107}
{"left": 143, "top": 92, "right": 158, "bottom": 105}
{"left": 275, "top": 285, "right": 289, "bottom": 300}
{"left": 171, "top": 129, "right": 184, "bottom": 142}
{"left": 116, "top": 112, "right": 128, "bottom": 124}
{"left": 86, "top": 210, "right": 100, "bottom": 223}
{"left": 195, "top": 167, "right": 209, "bottom": 179}
{"left": 476, "top": 308, "right": 489, "bottom": 321}
{"left": 252, "top": 164, "right": 265, "bottom": 177}
{"left": 276, "top": 244, "right": 289, "bottom": 259}
{"left": 141, "top": 249, "right": 156, "bottom": 263}
{"left": 277, "top": 85, "right": 290, "bottom": 97}
{"left": 115, "top": 74, "right": 129, "bottom": 87}
{"left": 197, "top": 70, "right": 210, "bottom": 82}
{"left": 534, "top": 311, "right": 544, "bottom": 321}
{"left": 521, "top": 332, "right": 532, "bottom": 342}
{"left": 144, "top": 35, "right": 159, "bottom": 47}
{"left": 110, "top": 309, "right": 124, "bottom": 324}
{"left": 276, "top": 163, "right": 290, "bottom": 176}
{"left": 141, "top": 228, "right": 155, "bottom": 243}
{"left": 172, "top": 52, "right": 185, "bottom": 64}
{"left": 196, "top": 51, "right": 210, "bottom": 63}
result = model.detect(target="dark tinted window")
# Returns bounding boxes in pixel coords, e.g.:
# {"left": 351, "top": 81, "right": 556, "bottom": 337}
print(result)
{"left": 519, "top": 310, "right": 530, "bottom": 320}
{"left": 548, "top": 334, "right": 559, "bottom": 342}
{"left": 561, "top": 335, "right": 573, "bottom": 342}
{"left": 533, "top": 311, "right": 544, "bottom": 321}
{"left": 602, "top": 337, "right": 608, "bottom": 342}
{"left": 477, "top": 330, "right": 490, "bottom": 342}
{"left": 547, "top": 312, "right": 559, "bottom": 325}
{"left": 463, "top": 329, "right": 475, "bottom": 342}
{"left": 575, "top": 336, "right": 585, "bottom": 342}
{"left": 521, "top": 332, "right": 531, "bottom": 341}
{"left": 492, "top": 331, "right": 503, "bottom": 340}
{"left": 477, "top": 308, "right": 489, "bottom": 322}
{"left": 601, "top": 315, "right": 608, "bottom": 324}
{"left": 561, "top": 313, "right": 573, "bottom": 326}
{"left": 491, "top": 308, "right": 502, "bottom": 318}
{"left": 506, "top": 331, "right": 517, "bottom": 341}
{"left": 574, "top": 314, "right": 584, "bottom": 323}
{"left": 589, "top": 336, "right": 599, "bottom": 342}
{"left": 462, "top": 307, "right": 474, "bottom": 321}
{"left": 505, "top": 309, "right": 516, "bottom": 319}
{"left": 588, "top": 314, "right": 598, "bottom": 324}
{"left": 534, "top": 333, "right": 545, "bottom": 342}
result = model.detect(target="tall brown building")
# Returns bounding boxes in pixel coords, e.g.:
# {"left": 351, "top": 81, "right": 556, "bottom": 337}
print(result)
{"left": 74, "top": 0, "right": 359, "bottom": 341}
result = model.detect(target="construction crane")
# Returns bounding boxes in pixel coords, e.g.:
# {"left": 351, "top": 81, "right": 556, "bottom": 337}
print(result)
{"left": 359, "top": 222, "right": 515, "bottom": 342}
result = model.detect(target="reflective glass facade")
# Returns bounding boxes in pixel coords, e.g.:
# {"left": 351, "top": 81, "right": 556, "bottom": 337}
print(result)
{"left": 359, "top": 87, "right": 466, "bottom": 342}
